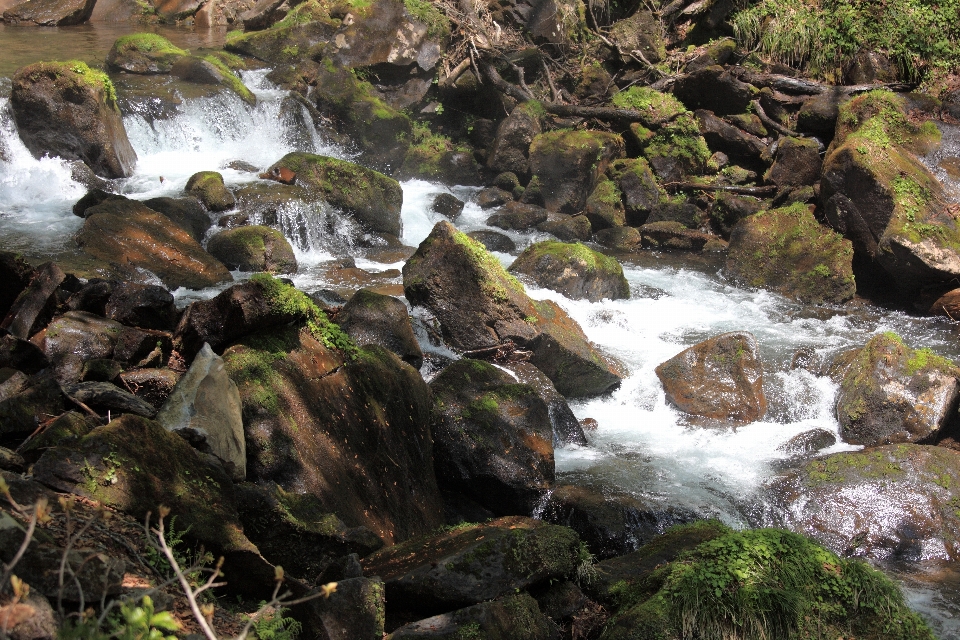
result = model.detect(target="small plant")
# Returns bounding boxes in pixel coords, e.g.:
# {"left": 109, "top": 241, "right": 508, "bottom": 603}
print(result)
{"left": 244, "top": 604, "right": 301, "bottom": 640}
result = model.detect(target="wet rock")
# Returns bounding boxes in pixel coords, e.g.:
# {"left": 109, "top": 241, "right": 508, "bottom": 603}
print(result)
{"left": 2, "top": 0, "right": 94, "bottom": 25}
{"left": 502, "top": 361, "right": 586, "bottom": 447}
{"left": 430, "top": 359, "right": 555, "bottom": 516}
{"left": 170, "top": 56, "right": 256, "bottom": 106}
{"left": 487, "top": 102, "right": 543, "bottom": 179}
{"left": 672, "top": 66, "right": 758, "bottom": 116}
{"left": 305, "top": 576, "right": 385, "bottom": 640}
{"left": 538, "top": 213, "right": 592, "bottom": 242}
{"left": 104, "top": 281, "right": 177, "bottom": 330}
{"left": 386, "top": 593, "right": 556, "bottom": 639}
{"left": 185, "top": 170, "right": 236, "bottom": 212}
{"left": 79, "top": 358, "right": 122, "bottom": 382}
{"left": 113, "top": 326, "right": 171, "bottom": 367}
{"left": 0, "top": 251, "right": 33, "bottom": 320}
{"left": 0, "top": 371, "right": 29, "bottom": 402}
{"left": 594, "top": 226, "right": 642, "bottom": 251}
{"left": 361, "top": 516, "right": 581, "bottom": 618}
{"left": 655, "top": 331, "right": 766, "bottom": 424}
{"left": 778, "top": 428, "right": 837, "bottom": 456}
{"left": 233, "top": 181, "right": 311, "bottom": 226}
{"left": 10, "top": 61, "right": 136, "bottom": 178}
{"left": 72, "top": 189, "right": 123, "bottom": 218}
{"left": 828, "top": 332, "right": 960, "bottom": 446}
{"left": 846, "top": 50, "right": 899, "bottom": 85}
{"left": 75, "top": 198, "right": 232, "bottom": 291}
{"left": 265, "top": 153, "right": 403, "bottom": 236}
{"left": 509, "top": 240, "right": 629, "bottom": 302}
{"left": 398, "top": 143, "right": 481, "bottom": 187}
{"left": 337, "top": 288, "right": 423, "bottom": 369}
{"left": 465, "top": 230, "right": 516, "bottom": 253}
{"left": 207, "top": 226, "right": 298, "bottom": 274}
{"left": 1, "top": 263, "right": 66, "bottom": 340}
{"left": 640, "top": 221, "right": 718, "bottom": 252}
{"left": 0, "top": 335, "right": 49, "bottom": 375}
{"left": 727, "top": 204, "right": 855, "bottom": 304}
{"left": 403, "top": 221, "right": 624, "bottom": 397}
{"left": 764, "top": 137, "right": 822, "bottom": 189}
{"left": 142, "top": 196, "right": 212, "bottom": 243}
{"left": 61, "top": 381, "right": 157, "bottom": 417}
{"left": 476, "top": 187, "right": 513, "bottom": 209}
{"left": 487, "top": 201, "right": 549, "bottom": 231}
{"left": 769, "top": 444, "right": 960, "bottom": 561}
{"left": 239, "top": 0, "right": 289, "bottom": 30}
{"left": 529, "top": 130, "right": 625, "bottom": 213}
{"left": 17, "top": 411, "right": 96, "bottom": 463}
{"left": 106, "top": 33, "right": 187, "bottom": 74}
{"left": 430, "top": 193, "right": 464, "bottom": 220}
{"left": 40, "top": 311, "right": 123, "bottom": 384}
{"left": 696, "top": 109, "right": 767, "bottom": 165}
{"left": 156, "top": 343, "right": 245, "bottom": 480}
{"left": 118, "top": 368, "right": 181, "bottom": 410}
{"left": 611, "top": 158, "right": 661, "bottom": 227}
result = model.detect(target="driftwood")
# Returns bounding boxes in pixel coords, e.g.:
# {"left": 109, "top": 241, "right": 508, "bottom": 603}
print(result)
{"left": 732, "top": 68, "right": 914, "bottom": 96}
{"left": 665, "top": 182, "right": 779, "bottom": 196}
{"left": 749, "top": 99, "right": 801, "bottom": 138}
{"left": 462, "top": 340, "right": 533, "bottom": 362}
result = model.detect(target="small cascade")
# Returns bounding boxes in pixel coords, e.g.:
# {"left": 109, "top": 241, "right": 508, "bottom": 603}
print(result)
{"left": 922, "top": 121, "right": 960, "bottom": 202}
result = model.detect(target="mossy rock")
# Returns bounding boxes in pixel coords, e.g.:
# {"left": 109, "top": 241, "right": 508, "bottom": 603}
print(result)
{"left": 17, "top": 411, "right": 96, "bottom": 463}
{"left": 397, "top": 127, "right": 480, "bottom": 186}
{"left": 829, "top": 332, "right": 960, "bottom": 445}
{"left": 726, "top": 203, "right": 856, "bottom": 304}
{"left": 386, "top": 592, "right": 556, "bottom": 639}
{"left": 185, "top": 170, "right": 236, "bottom": 211}
{"left": 207, "top": 225, "right": 298, "bottom": 274}
{"left": 170, "top": 56, "right": 256, "bottom": 106}
{"left": 266, "top": 152, "right": 403, "bottom": 235}
{"left": 225, "top": 5, "right": 340, "bottom": 64}
{"left": 509, "top": 241, "right": 629, "bottom": 302}
{"left": 584, "top": 177, "right": 626, "bottom": 231}
{"left": 611, "top": 86, "right": 686, "bottom": 127}
{"left": 642, "top": 112, "right": 710, "bottom": 179}
{"left": 529, "top": 129, "right": 625, "bottom": 214}
{"left": 106, "top": 33, "right": 187, "bottom": 74}
{"left": 608, "top": 158, "right": 662, "bottom": 226}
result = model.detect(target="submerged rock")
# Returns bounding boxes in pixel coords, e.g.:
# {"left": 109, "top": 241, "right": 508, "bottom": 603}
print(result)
{"left": 509, "top": 240, "right": 629, "bottom": 302}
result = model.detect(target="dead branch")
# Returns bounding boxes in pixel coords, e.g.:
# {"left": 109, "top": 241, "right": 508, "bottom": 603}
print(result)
{"left": 439, "top": 57, "right": 472, "bottom": 88}
{"left": 665, "top": 182, "right": 779, "bottom": 196}
{"left": 731, "top": 68, "right": 914, "bottom": 95}
{"left": 750, "top": 100, "right": 803, "bottom": 139}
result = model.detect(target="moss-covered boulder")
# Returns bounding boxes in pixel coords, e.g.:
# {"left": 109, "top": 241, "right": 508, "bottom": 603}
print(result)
{"left": 361, "top": 516, "right": 581, "bottom": 619}
{"left": 642, "top": 112, "right": 711, "bottom": 181}
{"left": 40, "top": 310, "right": 123, "bottom": 384}
{"left": 487, "top": 201, "right": 549, "bottom": 231}
{"left": 655, "top": 331, "right": 766, "bottom": 424}
{"left": 207, "top": 225, "right": 298, "bottom": 274}
{"left": 671, "top": 65, "right": 759, "bottom": 116}
{"left": 821, "top": 90, "right": 958, "bottom": 297}
{"left": 770, "top": 444, "right": 960, "bottom": 566}
{"left": 487, "top": 101, "right": 545, "bottom": 178}
{"left": 584, "top": 177, "right": 626, "bottom": 231}
{"left": 225, "top": 2, "right": 339, "bottom": 63}
{"left": 403, "top": 221, "right": 624, "bottom": 397}
{"left": 185, "top": 170, "right": 236, "bottom": 212}
{"left": 430, "top": 359, "right": 555, "bottom": 516}
{"left": 17, "top": 411, "right": 96, "bottom": 463}
{"left": 611, "top": 86, "right": 685, "bottom": 128}
{"left": 529, "top": 130, "right": 625, "bottom": 214}
{"left": 336, "top": 288, "right": 423, "bottom": 369}
{"left": 75, "top": 198, "right": 232, "bottom": 290}
{"left": 0, "top": 376, "right": 65, "bottom": 441}
{"left": 726, "top": 203, "right": 856, "bottom": 304}
{"left": 106, "top": 33, "right": 187, "bottom": 74}
{"left": 609, "top": 158, "right": 661, "bottom": 226}
{"left": 397, "top": 129, "right": 480, "bottom": 186}
{"left": 386, "top": 593, "right": 556, "bottom": 639}
{"left": 606, "top": 9, "right": 664, "bottom": 63}
{"left": 764, "top": 136, "right": 822, "bottom": 189}
{"left": 509, "top": 241, "right": 629, "bottom": 302}
{"left": 828, "top": 332, "right": 960, "bottom": 446}
{"left": 10, "top": 61, "right": 136, "bottom": 179}
{"left": 170, "top": 55, "right": 257, "bottom": 106}
{"left": 222, "top": 282, "right": 443, "bottom": 544}
{"left": 265, "top": 152, "right": 403, "bottom": 236}
{"left": 538, "top": 213, "right": 593, "bottom": 242}
{"left": 640, "top": 221, "right": 720, "bottom": 252}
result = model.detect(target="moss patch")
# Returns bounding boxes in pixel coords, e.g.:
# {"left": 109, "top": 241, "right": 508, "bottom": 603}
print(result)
{"left": 403, "top": 0, "right": 450, "bottom": 39}
{"left": 113, "top": 33, "right": 186, "bottom": 56}
{"left": 200, "top": 55, "right": 256, "bottom": 105}
{"left": 611, "top": 86, "right": 687, "bottom": 126}
{"left": 643, "top": 112, "right": 710, "bottom": 174}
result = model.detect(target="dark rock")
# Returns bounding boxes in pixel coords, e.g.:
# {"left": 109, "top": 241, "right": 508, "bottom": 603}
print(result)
{"left": 226, "top": 20, "right": 337, "bottom": 65}
{"left": 75, "top": 198, "right": 232, "bottom": 291}
{"left": 0, "top": 375, "right": 65, "bottom": 440}
{"left": 0, "top": 446, "right": 26, "bottom": 472}
{"left": 0, "top": 335, "right": 49, "bottom": 374}
{"left": 529, "top": 130, "right": 625, "bottom": 213}
{"left": 640, "top": 221, "right": 718, "bottom": 252}
{"left": 672, "top": 66, "right": 758, "bottom": 116}
{"left": 10, "top": 61, "right": 136, "bottom": 178}
{"left": 476, "top": 187, "right": 513, "bottom": 209}
{"left": 711, "top": 192, "right": 764, "bottom": 238}
{"left": 725, "top": 113, "right": 768, "bottom": 138}
{"left": 430, "top": 359, "right": 555, "bottom": 516}
{"left": 686, "top": 37, "right": 736, "bottom": 72}
{"left": 594, "top": 226, "right": 641, "bottom": 251}
{"left": 796, "top": 89, "right": 850, "bottom": 139}
{"left": 113, "top": 326, "right": 171, "bottom": 367}
{"left": 646, "top": 200, "right": 701, "bottom": 229}
{"left": 66, "top": 279, "right": 113, "bottom": 315}
{"left": 1, "top": 263, "right": 65, "bottom": 340}
{"left": 538, "top": 213, "right": 592, "bottom": 242}
{"left": 207, "top": 226, "right": 298, "bottom": 274}
{"left": 487, "top": 102, "right": 543, "bottom": 178}
{"left": 493, "top": 171, "right": 523, "bottom": 197}
{"left": 39, "top": 311, "right": 123, "bottom": 384}
{"left": 118, "top": 368, "right": 180, "bottom": 410}
{"left": 0, "top": 371, "right": 29, "bottom": 403}
{"left": 465, "top": 230, "right": 516, "bottom": 253}
{"left": 239, "top": 0, "right": 289, "bottom": 30}
{"left": 430, "top": 193, "right": 465, "bottom": 220}
{"left": 79, "top": 358, "right": 123, "bottom": 382}
{"left": 306, "top": 576, "right": 385, "bottom": 640}
{"left": 584, "top": 177, "right": 625, "bottom": 231}
{"left": 337, "top": 289, "right": 423, "bottom": 369}
{"left": 142, "top": 196, "right": 212, "bottom": 243}
{"left": 386, "top": 593, "right": 556, "bottom": 639}
{"left": 170, "top": 56, "right": 256, "bottom": 106}
{"left": 106, "top": 33, "right": 187, "bottom": 74}
{"left": 104, "top": 281, "right": 177, "bottom": 330}
{"left": 2, "top": 0, "right": 95, "bottom": 25}
{"left": 17, "top": 411, "right": 96, "bottom": 462}
{"left": 487, "top": 201, "right": 549, "bottom": 231}
{"left": 846, "top": 50, "right": 899, "bottom": 85}
{"left": 61, "top": 381, "right": 157, "bottom": 417}
{"left": 185, "top": 170, "right": 236, "bottom": 212}
{"left": 778, "top": 428, "right": 837, "bottom": 456}
{"left": 606, "top": 9, "right": 664, "bottom": 63}
{"left": 764, "top": 137, "right": 822, "bottom": 188}
{"left": 0, "top": 591, "right": 58, "bottom": 640}
{"left": 509, "top": 241, "right": 629, "bottom": 302}
{"left": 502, "top": 361, "right": 587, "bottom": 447}
{"left": 655, "top": 331, "right": 766, "bottom": 424}
{"left": 611, "top": 158, "right": 661, "bottom": 226}
{"left": 73, "top": 189, "right": 125, "bottom": 218}
{"left": 233, "top": 181, "right": 311, "bottom": 227}
{"left": 695, "top": 109, "right": 767, "bottom": 164}
{"left": 316, "top": 553, "right": 364, "bottom": 584}
{"left": 0, "top": 251, "right": 33, "bottom": 320}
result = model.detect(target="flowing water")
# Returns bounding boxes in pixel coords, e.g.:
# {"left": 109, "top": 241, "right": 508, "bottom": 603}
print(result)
{"left": 3, "top": 30, "right": 960, "bottom": 636}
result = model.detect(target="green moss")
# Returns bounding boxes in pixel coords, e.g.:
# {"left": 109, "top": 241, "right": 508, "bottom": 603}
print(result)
{"left": 906, "top": 346, "right": 956, "bottom": 375}
{"left": 517, "top": 100, "right": 548, "bottom": 121}
{"left": 643, "top": 112, "right": 710, "bottom": 174}
{"left": 450, "top": 228, "right": 527, "bottom": 302}
{"left": 113, "top": 33, "right": 186, "bottom": 56}
{"left": 64, "top": 60, "right": 117, "bottom": 107}
{"left": 201, "top": 55, "right": 256, "bottom": 106}
{"left": 611, "top": 86, "right": 687, "bottom": 125}
{"left": 521, "top": 240, "right": 624, "bottom": 277}
{"left": 403, "top": 0, "right": 450, "bottom": 39}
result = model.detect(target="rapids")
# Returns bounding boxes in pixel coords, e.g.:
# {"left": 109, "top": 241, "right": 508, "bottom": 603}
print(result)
{"left": 2, "top": 41, "right": 960, "bottom": 636}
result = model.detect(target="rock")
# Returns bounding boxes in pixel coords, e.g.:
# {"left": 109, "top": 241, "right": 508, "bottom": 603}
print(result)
{"left": 306, "top": 576, "right": 385, "bottom": 640}
{"left": 72, "top": 189, "right": 122, "bottom": 218}
{"left": 0, "top": 447, "right": 26, "bottom": 473}
{"left": 239, "top": 0, "right": 288, "bottom": 30}
{"left": 509, "top": 241, "right": 629, "bottom": 302}
{"left": 170, "top": 56, "right": 256, "bottom": 106}
{"left": 686, "top": 37, "right": 736, "bottom": 72}
{"left": 61, "top": 381, "right": 157, "bottom": 417}
{"left": 0, "top": 592, "right": 58, "bottom": 640}
{"left": 529, "top": 130, "right": 625, "bottom": 213}
{"left": 778, "top": 428, "right": 837, "bottom": 456}
{"left": 463, "top": 231, "right": 514, "bottom": 254}
{"left": 654, "top": 331, "right": 766, "bottom": 424}
{"left": 829, "top": 332, "right": 960, "bottom": 446}
{"left": 403, "top": 222, "right": 624, "bottom": 397}
{"left": 185, "top": 171, "right": 236, "bottom": 212}
{"left": 695, "top": 109, "right": 767, "bottom": 165}
{"left": 430, "top": 193, "right": 464, "bottom": 220}
{"left": 265, "top": 153, "right": 403, "bottom": 236}
{"left": 929, "top": 288, "right": 960, "bottom": 318}
{"left": 606, "top": 9, "right": 664, "bottom": 63}
{"left": 17, "top": 411, "right": 96, "bottom": 462}
{"left": 0, "top": 335, "right": 49, "bottom": 375}
{"left": 236, "top": 482, "right": 383, "bottom": 580}
{"left": 796, "top": 88, "right": 850, "bottom": 139}
{"left": 222, "top": 304, "right": 444, "bottom": 544}
{"left": 10, "top": 61, "right": 136, "bottom": 179}
{"left": 233, "top": 181, "right": 311, "bottom": 226}
{"left": 75, "top": 198, "right": 232, "bottom": 291}
{"left": 487, "top": 102, "right": 543, "bottom": 178}
{"left": 361, "top": 516, "right": 581, "bottom": 617}
{"left": 646, "top": 199, "right": 701, "bottom": 229}
{"left": 66, "top": 279, "right": 115, "bottom": 316}
{"left": 113, "top": 326, "right": 171, "bottom": 367}
{"left": 106, "top": 33, "right": 187, "bottom": 74}
{"left": 671, "top": 66, "right": 758, "bottom": 116}
{"left": 118, "top": 368, "right": 181, "bottom": 410}
{"left": 156, "top": 343, "right": 245, "bottom": 481}
{"left": 538, "top": 213, "right": 593, "bottom": 242}
{"left": 0, "top": 251, "right": 33, "bottom": 320}
{"left": 594, "top": 226, "right": 642, "bottom": 251}
{"left": 476, "top": 187, "right": 512, "bottom": 209}
{"left": 640, "top": 221, "right": 719, "bottom": 252}
{"left": 142, "top": 196, "right": 212, "bottom": 243}
{"left": 487, "top": 201, "right": 549, "bottom": 231}
{"left": 846, "top": 50, "right": 899, "bottom": 85}
{"left": 336, "top": 289, "right": 423, "bottom": 369}
{"left": 207, "top": 226, "right": 298, "bottom": 274}
{"left": 711, "top": 192, "right": 764, "bottom": 239}
{"left": 386, "top": 593, "right": 556, "bottom": 639}
{"left": 764, "top": 137, "right": 822, "bottom": 188}
{"left": 769, "top": 444, "right": 960, "bottom": 562}
{"left": 40, "top": 311, "right": 123, "bottom": 384}
{"left": 398, "top": 142, "right": 481, "bottom": 187}
{"left": 583, "top": 177, "right": 625, "bottom": 231}
{"left": 2, "top": 0, "right": 94, "bottom": 25}
{"left": 104, "top": 281, "right": 177, "bottom": 330}
{"left": 80, "top": 358, "right": 122, "bottom": 382}
{"left": 643, "top": 113, "right": 711, "bottom": 180}
{"left": 226, "top": 14, "right": 338, "bottom": 63}
{"left": 726, "top": 203, "right": 856, "bottom": 304}
{"left": 430, "top": 359, "right": 555, "bottom": 515}
{"left": 610, "top": 158, "right": 661, "bottom": 226}
{"left": 502, "top": 360, "right": 587, "bottom": 447}
{"left": 1, "top": 263, "right": 66, "bottom": 340}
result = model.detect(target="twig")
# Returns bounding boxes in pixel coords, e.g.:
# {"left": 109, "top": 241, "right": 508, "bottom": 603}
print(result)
{"left": 749, "top": 100, "right": 803, "bottom": 139}
{"left": 664, "top": 182, "right": 779, "bottom": 196}
{"left": 439, "top": 57, "right": 472, "bottom": 88}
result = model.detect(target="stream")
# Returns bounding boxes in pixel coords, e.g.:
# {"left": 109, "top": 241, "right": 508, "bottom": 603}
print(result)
{"left": 3, "top": 23, "right": 960, "bottom": 638}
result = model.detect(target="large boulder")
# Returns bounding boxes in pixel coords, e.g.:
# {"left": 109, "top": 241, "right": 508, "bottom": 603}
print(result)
{"left": 502, "top": 360, "right": 586, "bottom": 447}
{"left": 509, "top": 240, "right": 629, "bottom": 302}
{"left": 528, "top": 130, "right": 625, "bottom": 213}
{"left": 170, "top": 56, "right": 257, "bottom": 106}
{"left": 1, "top": 262, "right": 66, "bottom": 340}
{"left": 10, "top": 61, "right": 136, "bottom": 178}
{"left": 655, "top": 331, "right": 766, "bottom": 424}
{"left": 606, "top": 10, "right": 664, "bottom": 62}
{"left": 695, "top": 109, "right": 767, "bottom": 166}
{"left": 403, "top": 221, "right": 624, "bottom": 397}
{"left": 769, "top": 444, "right": 960, "bottom": 563}
{"left": 764, "top": 136, "right": 822, "bottom": 188}
{"left": 185, "top": 170, "right": 236, "bottom": 212}
{"left": 361, "top": 516, "right": 581, "bottom": 618}
{"left": 336, "top": 288, "right": 423, "bottom": 369}
{"left": 487, "top": 102, "right": 544, "bottom": 178}
{"left": 142, "top": 196, "right": 211, "bottom": 244}
{"left": 828, "top": 332, "right": 960, "bottom": 446}
{"left": 74, "top": 198, "right": 232, "bottom": 290}
{"left": 40, "top": 311, "right": 123, "bottom": 384}
{"left": 386, "top": 593, "right": 556, "bottom": 639}
{"left": 103, "top": 281, "right": 177, "bottom": 330}
{"left": 265, "top": 153, "right": 403, "bottom": 236}
{"left": 430, "top": 359, "right": 555, "bottom": 516}
{"left": 2, "top": 0, "right": 94, "bottom": 24}
{"left": 609, "top": 158, "right": 661, "bottom": 226}
{"left": 671, "top": 65, "right": 758, "bottom": 116}
{"left": 726, "top": 203, "right": 856, "bottom": 304}
{"left": 106, "top": 33, "right": 187, "bottom": 74}
{"left": 207, "top": 225, "right": 298, "bottom": 274}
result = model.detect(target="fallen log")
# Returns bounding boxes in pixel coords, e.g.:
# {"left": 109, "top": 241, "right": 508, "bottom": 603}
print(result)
{"left": 664, "top": 182, "right": 779, "bottom": 196}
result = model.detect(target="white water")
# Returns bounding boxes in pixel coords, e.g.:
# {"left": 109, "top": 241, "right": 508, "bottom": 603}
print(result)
{"left": 3, "top": 71, "right": 960, "bottom": 636}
